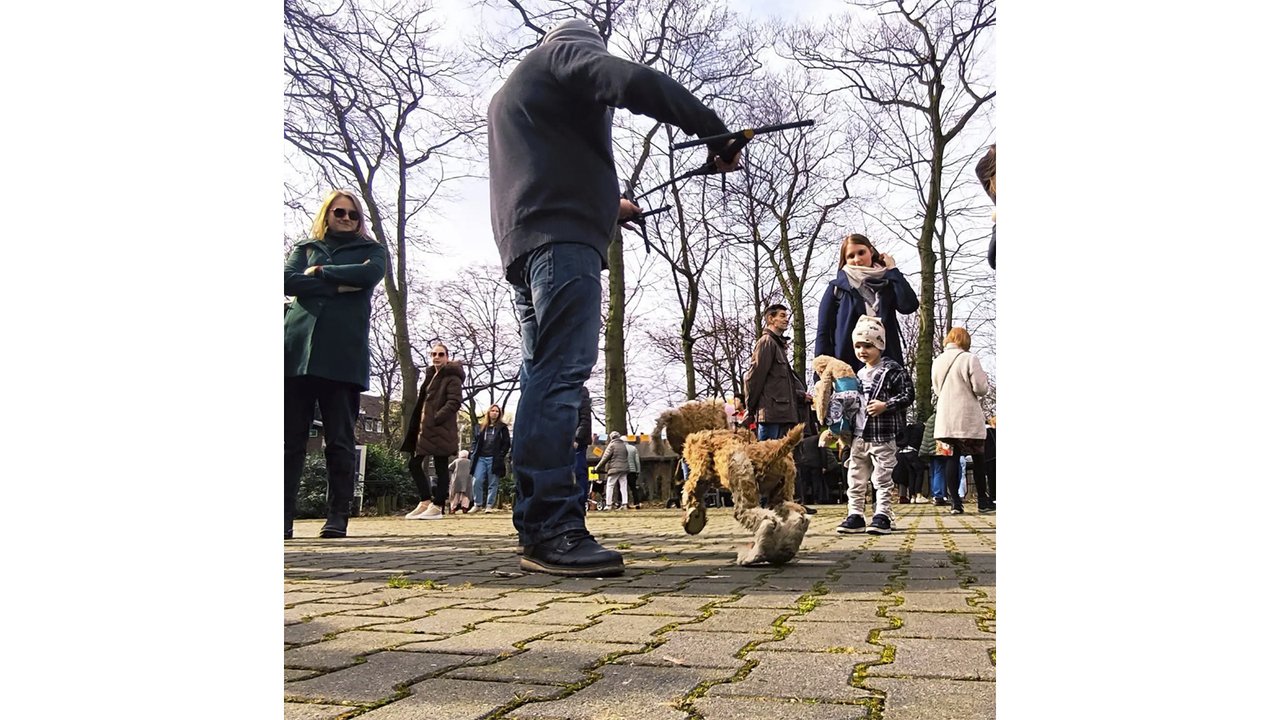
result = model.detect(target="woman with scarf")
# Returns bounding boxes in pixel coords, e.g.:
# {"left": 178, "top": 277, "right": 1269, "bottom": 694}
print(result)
{"left": 815, "top": 234, "right": 920, "bottom": 373}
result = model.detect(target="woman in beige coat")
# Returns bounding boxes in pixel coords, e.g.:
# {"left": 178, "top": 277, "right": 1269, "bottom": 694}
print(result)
{"left": 931, "top": 327, "right": 993, "bottom": 514}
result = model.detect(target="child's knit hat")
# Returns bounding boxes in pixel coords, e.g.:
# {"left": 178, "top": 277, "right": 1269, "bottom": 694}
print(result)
{"left": 851, "top": 315, "right": 886, "bottom": 351}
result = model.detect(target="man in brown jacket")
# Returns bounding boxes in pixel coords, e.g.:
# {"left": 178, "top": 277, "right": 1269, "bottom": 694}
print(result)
{"left": 745, "top": 304, "right": 810, "bottom": 441}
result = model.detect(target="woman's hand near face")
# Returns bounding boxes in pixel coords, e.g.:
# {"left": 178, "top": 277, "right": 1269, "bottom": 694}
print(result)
{"left": 880, "top": 254, "right": 896, "bottom": 270}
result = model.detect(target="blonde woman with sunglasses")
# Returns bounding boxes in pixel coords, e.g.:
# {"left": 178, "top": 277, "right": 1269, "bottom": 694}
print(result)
{"left": 284, "top": 190, "right": 387, "bottom": 540}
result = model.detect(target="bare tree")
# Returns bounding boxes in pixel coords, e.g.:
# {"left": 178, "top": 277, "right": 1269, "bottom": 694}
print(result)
{"left": 284, "top": 0, "right": 486, "bottom": 433}
{"left": 367, "top": 285, "right": 404, "bottom": 446}
{"left": 785, "top": 0, "right": 996, "bottom": 421}
{"left": 725, "top": 70, "right": 871, "bottom": 376}
{"left": 414, "top": 263, "right": 524, "bottom": 423}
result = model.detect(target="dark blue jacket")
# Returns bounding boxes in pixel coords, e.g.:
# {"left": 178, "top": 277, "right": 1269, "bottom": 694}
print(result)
{"left": 815, "top": 268, "right": 919, "bottom": 372}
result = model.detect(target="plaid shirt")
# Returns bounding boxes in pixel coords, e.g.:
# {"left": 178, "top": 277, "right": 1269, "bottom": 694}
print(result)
{"left": 858, "top": 358, "right": 914, "bottom": 444}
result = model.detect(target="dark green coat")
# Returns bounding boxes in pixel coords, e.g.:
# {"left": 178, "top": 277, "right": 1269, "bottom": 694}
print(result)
{"left": 919, "top": 412, "right": 938, "bottom": 458}
{"left": 284, "top": 233, "right": 388, "bottom": 390}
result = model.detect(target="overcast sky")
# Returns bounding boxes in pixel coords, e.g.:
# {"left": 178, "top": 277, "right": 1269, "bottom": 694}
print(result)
{"left": 282, "top": 0, "right": 995, "bottom": 430}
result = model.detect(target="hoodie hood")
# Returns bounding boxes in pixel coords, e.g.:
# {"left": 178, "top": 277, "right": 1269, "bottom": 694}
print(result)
{"left": 540, "top": 19, "right": 605, "bottom": 50}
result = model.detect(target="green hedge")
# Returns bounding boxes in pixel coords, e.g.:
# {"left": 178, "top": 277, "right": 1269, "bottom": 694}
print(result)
{"left": 295, "top": 444, "right": 414, "bottom": 518}
{"left": 296, "top": 445, "right": 516, "bottom": 518}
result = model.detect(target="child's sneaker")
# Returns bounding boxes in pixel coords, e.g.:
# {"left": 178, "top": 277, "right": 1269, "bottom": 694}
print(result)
{"left": 836, "top": 514, "right": 866, "bottom": 534}
{"left": 867, "top": 513, "right": 892, "bottom": 535}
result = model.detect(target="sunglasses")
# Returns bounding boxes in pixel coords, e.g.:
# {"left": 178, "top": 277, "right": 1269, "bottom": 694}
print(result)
{"left": 331, "top": 207, "right": 361, "bottom": 221}
{"left": 431, "top": 351, "right": 447, "bottom": 357}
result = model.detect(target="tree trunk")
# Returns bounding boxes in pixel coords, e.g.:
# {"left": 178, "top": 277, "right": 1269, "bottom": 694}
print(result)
{"left": 913, "top": 133, "right": 946, "bottom": 422}
{"left": 604, "top": 227, "right": 628, "bottom": 434}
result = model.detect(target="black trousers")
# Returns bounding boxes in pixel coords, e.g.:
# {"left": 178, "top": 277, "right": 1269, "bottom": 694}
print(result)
{"left": 285, "top": 375, "right": 361, "bottom": 529}
{"left": 986, "top": 458, "right": 996, "bottom": 501}
{"left": 409, "top": 454, "right": 450, "bottom": 508}
{"left": 944, "top": 453, "right": 990, "bottom": 510}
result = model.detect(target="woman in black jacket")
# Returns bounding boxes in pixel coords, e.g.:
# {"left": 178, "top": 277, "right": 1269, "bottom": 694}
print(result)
{"left": 468, "top": 403, "right": 511, "bottom": 513}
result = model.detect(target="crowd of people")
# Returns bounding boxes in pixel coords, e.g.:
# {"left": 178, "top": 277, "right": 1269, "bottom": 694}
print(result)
{"left": 283, "top": 19, "right": 996, "bottom": 575}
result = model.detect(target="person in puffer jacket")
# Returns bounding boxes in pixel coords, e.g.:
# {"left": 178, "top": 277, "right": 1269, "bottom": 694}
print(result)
{"left": 594, "top": 431, "right": 632, "bottom": 510}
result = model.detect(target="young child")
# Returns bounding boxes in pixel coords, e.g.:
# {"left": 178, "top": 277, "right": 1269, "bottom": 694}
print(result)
{"left": 448, "top": 450, "right": 473, "bottom": 514}
{"left": 837, "top": 315, "right": 915, "bottom": 535}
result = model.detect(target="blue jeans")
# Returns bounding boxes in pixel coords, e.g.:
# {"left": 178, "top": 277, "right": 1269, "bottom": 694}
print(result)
{"left": 472, "top": 455, "right": 500, "bottom": 508}
{"left": 509, "top": 243, "right": 602, "bottom": 547}
{"left": 930, "top": 457, "right": 946, "bottom": 499}
{"left": 757, "top": 422, "right": 790, "bottom": 441}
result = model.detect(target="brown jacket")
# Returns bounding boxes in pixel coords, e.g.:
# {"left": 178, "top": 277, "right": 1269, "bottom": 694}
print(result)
{"left": 400, "top": 361, "right": 465, "bottom": 457}
{"left": 744, "top": 329, "right": 807, "bottom": 424}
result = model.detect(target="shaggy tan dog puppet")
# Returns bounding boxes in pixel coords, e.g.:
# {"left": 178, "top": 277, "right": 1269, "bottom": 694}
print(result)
{"left": 650, "top": 398, "right": 732, "bottom": 455}
{"left": 680, "top": 424, "right": 810, "bottom": 566}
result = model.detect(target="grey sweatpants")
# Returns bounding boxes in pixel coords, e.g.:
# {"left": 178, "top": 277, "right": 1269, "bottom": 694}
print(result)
{"left": 847, "top": 438, "right": 897, "bottom": 518}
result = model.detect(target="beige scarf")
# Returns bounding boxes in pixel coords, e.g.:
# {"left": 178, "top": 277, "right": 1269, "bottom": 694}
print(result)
{"left": 841, "top": 264, "right": 888, "bottom": 314}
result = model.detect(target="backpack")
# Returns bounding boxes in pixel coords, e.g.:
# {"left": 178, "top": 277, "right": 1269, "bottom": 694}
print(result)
{"left": 824, "top": 375, "right": 864, "bottom": 439}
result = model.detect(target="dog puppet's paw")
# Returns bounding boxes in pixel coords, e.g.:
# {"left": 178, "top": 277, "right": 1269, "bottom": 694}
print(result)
{"left": 735, "top": 514, "right": 780, "bottom": 566}
{"left": 767, "top": 511, "right": 811, "bottom": 565}
{"left": 683, "top": 505, "right": 708, "bottom": 535}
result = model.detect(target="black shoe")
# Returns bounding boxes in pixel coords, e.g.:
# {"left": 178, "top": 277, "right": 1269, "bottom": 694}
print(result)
{"left": 804, "top": 505, "right": 818, "bottom": 515}
{"left": 520, "top": 528, "right": 624, "bottom": 577}
{"left": 319, "top": 515, "right": 348, "bottom": 538}
{"left": 867, "top": 513, "right": 892, "bottom": 535}
{"left": 836, "top": 514, "right": 866, "bottom": 535}
{"left": 978, "top": 504, "right": 995, "bottom": 514}
{"left": 949, "top": 507, "right": 964, "bottom": 515}
{"left": 933, "top": 498, "right": 948, "bottom": 506}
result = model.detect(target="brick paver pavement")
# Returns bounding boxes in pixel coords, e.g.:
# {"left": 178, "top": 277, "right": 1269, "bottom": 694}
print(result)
{"left": 285, "top": 503, "right": 995, "bottom": 719}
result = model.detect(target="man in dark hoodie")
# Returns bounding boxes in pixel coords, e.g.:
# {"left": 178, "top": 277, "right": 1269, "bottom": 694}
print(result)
{"left": 488, "top": 19, "right": 738, "bottom": 576}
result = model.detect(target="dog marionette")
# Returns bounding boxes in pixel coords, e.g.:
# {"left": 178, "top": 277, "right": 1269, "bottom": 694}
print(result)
{"left": 650, "top": 398, "right": 732, "bottom": 456}
{"left": 679, "top": 423, "right": 810, "bottom": 566}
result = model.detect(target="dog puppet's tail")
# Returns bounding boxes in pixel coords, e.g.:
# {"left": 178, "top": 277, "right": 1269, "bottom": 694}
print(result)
{"left": 762, "top": 423, "right": 806, "bottom": 466}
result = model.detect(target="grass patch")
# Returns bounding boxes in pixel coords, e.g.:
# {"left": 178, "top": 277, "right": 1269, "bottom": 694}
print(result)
{"left": 386, "top": 575, "right": 443, "bottom": 590}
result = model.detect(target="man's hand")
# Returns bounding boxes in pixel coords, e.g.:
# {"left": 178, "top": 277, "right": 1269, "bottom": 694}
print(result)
{"left": 303, "top": 265, "right": 322, "bottom": 276}
{"left": 710, "top": 141, "right": 741, "bottom": 173}
{"left": 867, "top": 400, "right": 888, "bottom": 417}
{"left": 619, "top": 198, "right": 641, "bottom": 221}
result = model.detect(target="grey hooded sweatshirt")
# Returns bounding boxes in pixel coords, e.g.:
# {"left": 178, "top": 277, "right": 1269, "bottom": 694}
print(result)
{"left": 487, "top": 20, "right": 730, "bottom": 281}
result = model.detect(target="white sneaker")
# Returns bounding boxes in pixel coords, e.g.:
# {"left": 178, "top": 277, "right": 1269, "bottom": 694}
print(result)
{"left": 412, "top": 503, "right": 444, "bottom": 520}
{"left": 405, "top": 501, "right": 432, "bottom": 519}
{"left": 466, "top": 505, "right": 482, "bottom": 514}
{"left": 483, "top": 507, "right": 493, "bottom": 514}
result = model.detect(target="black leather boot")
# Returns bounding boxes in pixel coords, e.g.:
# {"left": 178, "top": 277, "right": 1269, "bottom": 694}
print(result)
{"left": 520, "top": 528, "right": 624, "bottom": 577}
{"left": 319, "top": 514, "right": 348, "bottom": 538}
